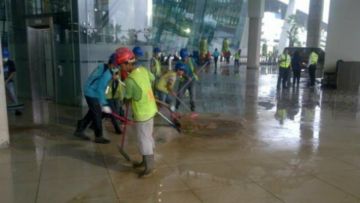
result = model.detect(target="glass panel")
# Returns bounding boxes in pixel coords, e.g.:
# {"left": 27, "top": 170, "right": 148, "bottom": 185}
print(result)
{"left": 25, "top": 0, "right": 71, "bottom": 15}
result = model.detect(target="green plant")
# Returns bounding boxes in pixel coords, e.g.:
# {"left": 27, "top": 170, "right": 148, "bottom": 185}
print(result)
{"left": 286, "top": 15, "right": 302, "bottom": 47}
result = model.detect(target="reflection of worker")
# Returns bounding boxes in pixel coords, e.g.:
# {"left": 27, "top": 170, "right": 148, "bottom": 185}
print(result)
{"left": 287, "top": 88, "right": 300, "bottom": 120}
{"left": 176, "top": 48, "right": 198, "bottom": 112}
{"left": 275, "top": 91, "right": 287, "bottom": 125}
{"left": 277, "top": 49, "right": 291, "bottom": 89}
{"left": 308, "top": 51, "right": 319, "bottom": 87}
{"left": 119, "top": 47, "right": 158, "bottom": 178}
{"left": 3, "top": 48, "right": 22, "bottom": 115}
{"left": 74, "top": 53, "right": 121, "bottom": 144}
{"left": 156, "top": 63, "right": 186, "bottom": 105}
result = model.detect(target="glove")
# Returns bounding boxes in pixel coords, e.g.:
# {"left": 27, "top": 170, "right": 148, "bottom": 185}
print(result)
{"left": 102, "top": 106, "right": 112, "bottom": 114}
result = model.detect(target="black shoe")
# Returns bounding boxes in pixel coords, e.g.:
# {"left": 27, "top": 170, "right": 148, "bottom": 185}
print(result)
{"left": 94, "top": 137, "right": 110, "bottom": 144}
{"left": 15, "top": 110, "right": 22, "bottom": 116}
{"left": 73, "top": 131, "right": 90, "bottom": 140}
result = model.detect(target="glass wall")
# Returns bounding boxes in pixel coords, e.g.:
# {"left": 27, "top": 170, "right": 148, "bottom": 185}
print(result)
{"left": 152, "top": 0, "right": 246, "bottom": 54}
{"left": 2, "top": 0, "right": 332, "bottom": 108}
{"left": 4, "top": 0, "right": 80, "bottom": 105}
{"left": 77, "top": 0, "right": 152, "bottom": 105}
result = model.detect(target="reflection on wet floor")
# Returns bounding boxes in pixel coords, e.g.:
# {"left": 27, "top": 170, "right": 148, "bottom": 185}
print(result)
{"left": 3, "top": 64, "right": 360, "bottom": 202}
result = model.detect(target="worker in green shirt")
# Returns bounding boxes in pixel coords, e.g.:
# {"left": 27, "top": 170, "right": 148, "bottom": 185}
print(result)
{"left": 308, "top": 51, "right": 319, "bottom": 87}
{"left": 117, "top": 47, "right": 158, "bottom": 178}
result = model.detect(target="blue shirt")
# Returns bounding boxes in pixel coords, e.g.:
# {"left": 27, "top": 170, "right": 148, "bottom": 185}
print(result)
{"left": 292, "top": 54, "right": 302, "bottom": 71}
{"left": 84, "top": 64, "right": 112, "bottom": 105}
{"left": 212, "top": 50, "right": 220, "bottom": 58}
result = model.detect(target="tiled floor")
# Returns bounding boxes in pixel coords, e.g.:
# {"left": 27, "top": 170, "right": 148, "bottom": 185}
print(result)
{"left": 2, "top": 64, "right": 360, "bottom": 202}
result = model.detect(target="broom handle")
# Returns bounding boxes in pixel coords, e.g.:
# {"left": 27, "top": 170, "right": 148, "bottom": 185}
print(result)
{"left": 120, "top": 104, "right": 130, "bottom": 148}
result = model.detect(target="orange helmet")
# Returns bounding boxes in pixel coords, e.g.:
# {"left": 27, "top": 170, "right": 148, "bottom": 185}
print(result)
{"left": 115, "top": 47, "right": 136, "bottom": 65}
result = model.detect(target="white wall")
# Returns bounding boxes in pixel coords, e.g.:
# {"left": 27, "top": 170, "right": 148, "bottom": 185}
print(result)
{"left": 325, "top": 0, "right": 360, "bottom": 71}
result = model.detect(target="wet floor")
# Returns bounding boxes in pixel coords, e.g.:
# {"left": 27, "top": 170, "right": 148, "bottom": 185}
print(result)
{"left": 2, "top": 63, "right": 360, "bottom": 202}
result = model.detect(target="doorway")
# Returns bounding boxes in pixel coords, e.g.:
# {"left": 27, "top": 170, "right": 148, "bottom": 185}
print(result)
{"left": 27, "top": 27, "right": 56, "bottom": 100}
{"left": 26, "top": 17, "right": 57, "bottom": 124}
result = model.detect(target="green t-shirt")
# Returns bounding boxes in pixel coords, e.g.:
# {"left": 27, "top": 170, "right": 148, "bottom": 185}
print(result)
{"left": 124, "top": 68, "right": 155, "bottom": 101}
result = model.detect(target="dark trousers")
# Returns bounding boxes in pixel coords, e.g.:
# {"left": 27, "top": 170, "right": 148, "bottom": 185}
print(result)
{"left": 277, "top": 67, "right": 289, "bottom": 89}
{"left": 78, "top": 96, "right": 103, "bottom": 137}
{"left": 309, "top": 64, "right": 316, "bottom": 86}
{"left": 225, "top": 57, "right": 230, "bottom": 64}
{"left": 176, "top": 80, "right": 195, "bottom": 111}
{"left": 234, "top": 59, "right": 240, "bottom": 73}
{"left": 156, "top": 90, "right": 172, "bottom": 105}
{"left": 106, "top": 99, "right": 122, "bottom": 133}
{"left": 234, "top": 59, "right": 240, "bottom": 67}
{"left": 293, "top": 69, "right": 301, "bottom": 86}
{"left": 214, "top": 57, "right": 218, "bottom": 73}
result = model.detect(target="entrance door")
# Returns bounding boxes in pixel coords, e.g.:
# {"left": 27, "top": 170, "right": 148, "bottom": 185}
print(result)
{"left": 27, "top": 17, "right": 57, "bottom": 124}
{"left": 27, "top": 27, "right": 56, "bottom": 100}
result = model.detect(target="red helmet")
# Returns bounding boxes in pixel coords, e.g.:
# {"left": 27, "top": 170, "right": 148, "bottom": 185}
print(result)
{"left": 115, "top": 47, "right": 136, "bottom": 65}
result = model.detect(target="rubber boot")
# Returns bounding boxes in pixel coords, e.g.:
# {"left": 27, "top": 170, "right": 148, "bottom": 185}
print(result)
{"left": 133, "top": 156, "right": 145, "bottom": 168}
{"left": 138, "top": 155, "right": 155, "bottom": 178}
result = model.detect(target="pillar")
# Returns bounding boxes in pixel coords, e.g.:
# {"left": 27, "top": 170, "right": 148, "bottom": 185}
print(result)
{"left": 325, "top": 0, "right": 360, "bottom": 72}
{"left": 306, "top": 0, "right": 324, "bottom": 48}
{"left": 0, "top": 43, "right": 10, "bottom": 148}
{"left": 247, "top": 0, "right": 264, "bottom": 69}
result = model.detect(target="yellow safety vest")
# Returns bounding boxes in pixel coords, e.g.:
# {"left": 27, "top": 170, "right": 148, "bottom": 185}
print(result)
{"left": 188, "top": 58, "right": 199, "bottom": 80}
{"left": 234, "top": 52, "right": 240, "bottom": 60}
{"left": 279, "top": 54, "right": 291, "bottom": 68}
{"left": 128, "top": 67, "right": 158, "bottom": 122}
{"left": 153, "top": 58, "right": 162, "bottom": 77}
{"left": 156, "top": 71, "right": 177, "bottom": 93}
{"left": 105, "top": 79, "right": 125, "bottom": 100}
{"left": 309, "top": 52, "right": 319, "bottom": 65}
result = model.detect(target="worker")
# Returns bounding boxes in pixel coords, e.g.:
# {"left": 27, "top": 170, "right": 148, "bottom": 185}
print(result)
{"left": 132, "top": 46, "right": 145, "bottom": 66}
{"left": 150, "top": 47, "right": 162, "bottom": 80}
{"left": 2, "top": 48, "right": 22, "bottom": 115}
{"left": 156, "top": 63, "right": 186, "bottom": 105}
{"left": 118, "top": 47, "right": 158, "bottom": 178}
{"left": 234, "top": 49, "right": 241, "bottom": 73}
{"left": 74, "top": 53, "right": 121, "bottom": 144}
{"left": 277, "top": 49, "right": 291, "bottom": 89}
{"left": 291, "top": 51, "right": 302, "bottom": 87}
{"left": 308, "top": 51, "right": 319, "bottom": 87}
{"left": 212, "top": 48, "right": 220, "bottom": 74}
{"left": 175, "top": 48, "right": 198, "bottom": 112}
